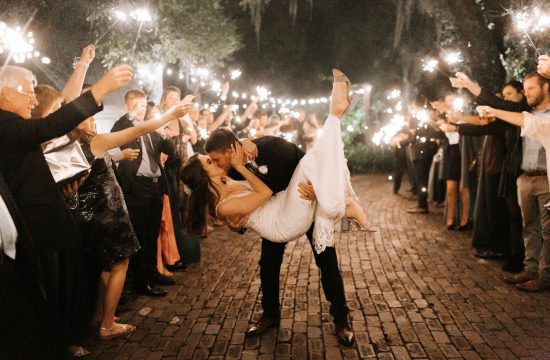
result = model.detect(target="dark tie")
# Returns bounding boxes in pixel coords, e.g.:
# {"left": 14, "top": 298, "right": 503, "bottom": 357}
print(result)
{"left": 142, "top": 134, "right": 159, "bottom": 173}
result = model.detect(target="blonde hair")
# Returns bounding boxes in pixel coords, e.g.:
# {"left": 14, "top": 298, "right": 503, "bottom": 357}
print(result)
{"left": 124, "top": 89, "right": 146, "bottom": 105}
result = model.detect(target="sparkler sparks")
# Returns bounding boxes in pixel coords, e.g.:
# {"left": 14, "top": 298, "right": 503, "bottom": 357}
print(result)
{"left": 422, "top": 59, "right": 439, "bottom": 73}
{"left": 230, "top": 69, "right": 242, "bottom": 79}
{"left": 443, "top": 51, "right": 463, "bottom": 65}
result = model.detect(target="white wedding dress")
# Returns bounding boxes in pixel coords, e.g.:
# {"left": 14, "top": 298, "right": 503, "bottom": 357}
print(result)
{"left": 223, "top": 114, "right": 351, "bottom": 253}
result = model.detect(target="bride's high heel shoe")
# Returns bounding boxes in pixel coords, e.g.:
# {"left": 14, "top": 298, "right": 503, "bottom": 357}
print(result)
{"left": 332, "top": 69, "right": 361, "bottom": 118}
{"left": 342, "top": 200, "right": 377, "bottom": 232}
{"left": 341, "top": 218, "right": 377, "bottom": 232}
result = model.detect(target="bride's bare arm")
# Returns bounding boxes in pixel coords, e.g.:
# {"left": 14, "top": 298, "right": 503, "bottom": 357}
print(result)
{"left": 90, "top": 100, "right": 192, "bottom": 158}
{"left": 217, "top": 144, "right": 272, "bottom": 217}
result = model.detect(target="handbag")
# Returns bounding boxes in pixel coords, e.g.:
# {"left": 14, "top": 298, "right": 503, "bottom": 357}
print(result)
{"left": 42, "top": 135, "right": 91, "bottom": 187}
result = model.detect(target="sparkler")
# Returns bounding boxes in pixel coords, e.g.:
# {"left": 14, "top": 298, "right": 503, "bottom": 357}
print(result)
{"left": 94, "top": 9, "right": 129, "bottom": 46}
{"left": 451, "top": 97, "right": 465, "bottom": 112}
{"left": 506, "top": 5, "right": 550, "bottom": 56}
{"left": 443, "top": 51, "right": 463, "bottom": 65}
{"left": 230, "top": 69, "right": 242, "bottom": 80}
{"left": 422, "top": 58, "right": 452, "bottom": 77}
{"left": 0, "top": 23, "right": 36, "bottom": 63}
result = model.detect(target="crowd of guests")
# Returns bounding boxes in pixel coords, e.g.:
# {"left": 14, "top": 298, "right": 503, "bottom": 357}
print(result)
{"left": 390, "top": 54, "right": 550, "bottom": 295}
{"left": 0, "top": 43, "right": 325, "bottom": 359}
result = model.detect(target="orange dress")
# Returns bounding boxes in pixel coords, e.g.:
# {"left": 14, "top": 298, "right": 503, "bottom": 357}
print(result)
{"left": 156, "top": 197, "right": 181, "bottom": 276}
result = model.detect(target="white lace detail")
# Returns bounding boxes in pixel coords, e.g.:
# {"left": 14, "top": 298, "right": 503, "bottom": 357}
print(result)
{"left": 312, "top": 215, "right": 336, "bottom": 253}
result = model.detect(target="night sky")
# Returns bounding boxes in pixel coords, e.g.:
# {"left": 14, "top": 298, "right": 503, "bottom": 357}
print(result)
{"left": 226, "top": 0, "right": 398, "bottom": 97}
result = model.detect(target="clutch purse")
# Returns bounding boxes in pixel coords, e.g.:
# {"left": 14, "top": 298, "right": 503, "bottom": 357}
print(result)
{"left": 42, "top": 135, "right": 91, "bottom": 187}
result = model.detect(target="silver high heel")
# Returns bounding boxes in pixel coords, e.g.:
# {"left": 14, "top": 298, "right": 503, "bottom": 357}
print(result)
{"left": 341, "top": 218, "right": 377, "bottom": 232}
{"left": 333, "top": 69, "right": 360, "bottom": 117}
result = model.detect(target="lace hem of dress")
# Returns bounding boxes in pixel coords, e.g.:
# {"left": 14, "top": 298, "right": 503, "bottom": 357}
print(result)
{"left": 312, "top": 215, "right": 336, "bottom": 254}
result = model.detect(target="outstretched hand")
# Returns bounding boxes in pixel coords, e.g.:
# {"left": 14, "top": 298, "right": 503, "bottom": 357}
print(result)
{"left": 230, "top": 143, "right": 246, "bottom": 168}
{"left": 476, "top": 105, "right": 498, "bottom": 118}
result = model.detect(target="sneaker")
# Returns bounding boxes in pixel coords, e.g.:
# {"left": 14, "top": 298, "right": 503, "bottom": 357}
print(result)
{"left": 516, "top": 279, "right": 550, "bottom": 292}
{"left": 503, "top": 270, "right": 537, "bottom": 285}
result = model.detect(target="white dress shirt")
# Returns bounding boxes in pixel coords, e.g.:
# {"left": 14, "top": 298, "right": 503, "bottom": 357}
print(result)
{"left": 0, "top": 193, "right": 18, "bottom": 260}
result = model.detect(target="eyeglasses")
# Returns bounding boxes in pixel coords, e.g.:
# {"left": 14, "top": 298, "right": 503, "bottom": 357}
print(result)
{"left": 15, "top": 86, "right": 36, "bottom": 99}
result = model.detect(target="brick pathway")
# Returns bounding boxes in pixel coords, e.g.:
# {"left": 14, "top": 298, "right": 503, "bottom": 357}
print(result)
{"left": 88, "top": 174, "right": 550, "bottom": 359}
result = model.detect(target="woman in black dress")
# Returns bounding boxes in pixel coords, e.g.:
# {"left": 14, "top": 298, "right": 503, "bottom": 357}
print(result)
{"left": 38, "top": 85, "right": 193, "bottom": 340}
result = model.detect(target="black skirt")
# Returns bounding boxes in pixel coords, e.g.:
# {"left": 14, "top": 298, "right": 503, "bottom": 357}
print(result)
{"left": 445, "top": 144, "right": 461, "bottom": 181}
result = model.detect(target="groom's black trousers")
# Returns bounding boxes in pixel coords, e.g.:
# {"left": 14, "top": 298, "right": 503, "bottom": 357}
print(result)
{"left": 259, "top": 225, "right": 349, "bottom": 324}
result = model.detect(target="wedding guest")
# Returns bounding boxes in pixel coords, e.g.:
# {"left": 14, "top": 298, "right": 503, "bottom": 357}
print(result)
{"left": 111, "top": 90, "right": 178, "bottom": 296}
{"left": 0, "top": 171, "right": 49, "bottom": 359}
{"left": 144, "top": 102, "right": 182, "bottom": 274}
{"left": 472, "top": 72, "right": 550, "bottom": 291}
{"left": 451, "top": 74, "right": 527, "bottom": 272}
{"left": 160, "top": 88, "right": 202, "bottom": 264}
{"left": 0, "top": 62, "right": 133, "bottom": 359}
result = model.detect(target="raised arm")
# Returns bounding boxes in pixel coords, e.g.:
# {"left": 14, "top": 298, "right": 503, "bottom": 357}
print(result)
{"left": 90, "top": 100, "right": 192, "bottom": 158}
{"left": 61, "top": 45, "right": 95, "bottom": 102}
{"left": 208, "top": 106, "right": 232, "bottom": 132}
{"left": 217, "top": 143, "right": 272, "bottom": 217}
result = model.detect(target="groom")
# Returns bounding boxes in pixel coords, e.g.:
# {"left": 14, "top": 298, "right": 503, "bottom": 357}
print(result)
{"left": 204, "top": 130, "right": 355, "bottom": 346}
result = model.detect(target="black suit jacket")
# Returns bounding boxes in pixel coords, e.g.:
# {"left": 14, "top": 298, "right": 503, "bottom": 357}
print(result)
{"left": 0, "top": 172, "right": 45, "bottom": 299}
{"left": 110, "top": 114, "right": 177, "bottom": 193}
{"left": 229, "top": 136, "right": 305, "bottom": 194}
{"left": 0, "top": 91, "right": 103, "bottom": 252}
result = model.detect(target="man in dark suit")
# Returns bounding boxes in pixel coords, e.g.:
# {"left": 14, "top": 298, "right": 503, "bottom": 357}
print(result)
{"left": 0, "top": 64, "right": 133, "bottom": 358}
{"left": 205, "top": 129, "right": 354, "bottom": 346}
{"left": 111, "top": 89, "right": 177, "bottom": 297}
{"left": 0, "top": 171, "right": 49, "bottom": 360}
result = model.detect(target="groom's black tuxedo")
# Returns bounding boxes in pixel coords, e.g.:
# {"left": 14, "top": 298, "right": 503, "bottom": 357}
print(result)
{"left": 229, "top": 135, "right": 349, "bottom": 325}
{"left": 228, "top": 136, "right": 304, "bottom": 192}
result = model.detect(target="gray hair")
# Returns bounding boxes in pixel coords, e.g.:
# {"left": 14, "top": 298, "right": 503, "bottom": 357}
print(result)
{"left": 0, "top": 65, "right": 37, "bottom": 95}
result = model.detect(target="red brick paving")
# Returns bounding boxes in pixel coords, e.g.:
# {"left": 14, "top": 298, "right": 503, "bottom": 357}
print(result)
{"left": 88, "top": 174, "right": 550, "bottom": 359}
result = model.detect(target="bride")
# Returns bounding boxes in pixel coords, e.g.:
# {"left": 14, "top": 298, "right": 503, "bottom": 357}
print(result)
{"left": 180, "top": 69, "right": 371, "bottom": 252}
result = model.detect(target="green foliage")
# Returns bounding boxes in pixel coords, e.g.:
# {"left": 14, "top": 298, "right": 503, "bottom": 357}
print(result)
{"left": 86, "top": 0, "right": 242, "bottom": 68}
{"left": 339, "top": 99, "right": 393, "bottom": 174}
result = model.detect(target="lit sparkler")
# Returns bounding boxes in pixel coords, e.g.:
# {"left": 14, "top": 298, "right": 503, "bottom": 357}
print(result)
{"left": 443, "top": 51, "right": 463, "bottom": 65}
{"left": 230, "top": 69, "right": 242, "bottom": 80}
{"left": 422, "top": 58, "right": 439, "bottom": 73}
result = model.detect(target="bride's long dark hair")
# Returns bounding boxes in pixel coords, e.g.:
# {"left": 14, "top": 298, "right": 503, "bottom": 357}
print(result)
{"left": 180, "top": 153, "right": 220, "bottom": 235}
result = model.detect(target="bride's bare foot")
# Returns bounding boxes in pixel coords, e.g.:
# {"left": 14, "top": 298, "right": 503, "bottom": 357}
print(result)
{"left": 330, "top": 69, "right": 351, "bottom": 118}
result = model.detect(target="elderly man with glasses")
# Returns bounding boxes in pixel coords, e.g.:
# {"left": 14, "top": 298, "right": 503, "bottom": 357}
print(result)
{"left": 0, "top": 63, "right": 133, "bottom": 359}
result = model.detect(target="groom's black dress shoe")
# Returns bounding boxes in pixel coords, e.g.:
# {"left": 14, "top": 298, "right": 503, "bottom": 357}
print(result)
{"left": 335, "top": 322, "right": 355, "bottom": 347}
{"left": 245, "top": 316, "right": 279, "bottom": 337}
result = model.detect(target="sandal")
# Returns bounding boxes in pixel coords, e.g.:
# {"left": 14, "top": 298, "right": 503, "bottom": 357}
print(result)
{"left": 92, "top": 316, "right": 120, "bottom": 329}
{"left": 332, "top": 69, "right": 360, "bottom": 117}
{"left": 99, "top": 323, "right": 136, "bottom": 340}
{"left": 68, "top": 346, "right": 90, "bottom": 357}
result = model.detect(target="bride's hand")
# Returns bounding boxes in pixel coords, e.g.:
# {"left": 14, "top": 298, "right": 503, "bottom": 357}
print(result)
{"left": 230, "top": 143, "right": 246, "bottom": 168}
